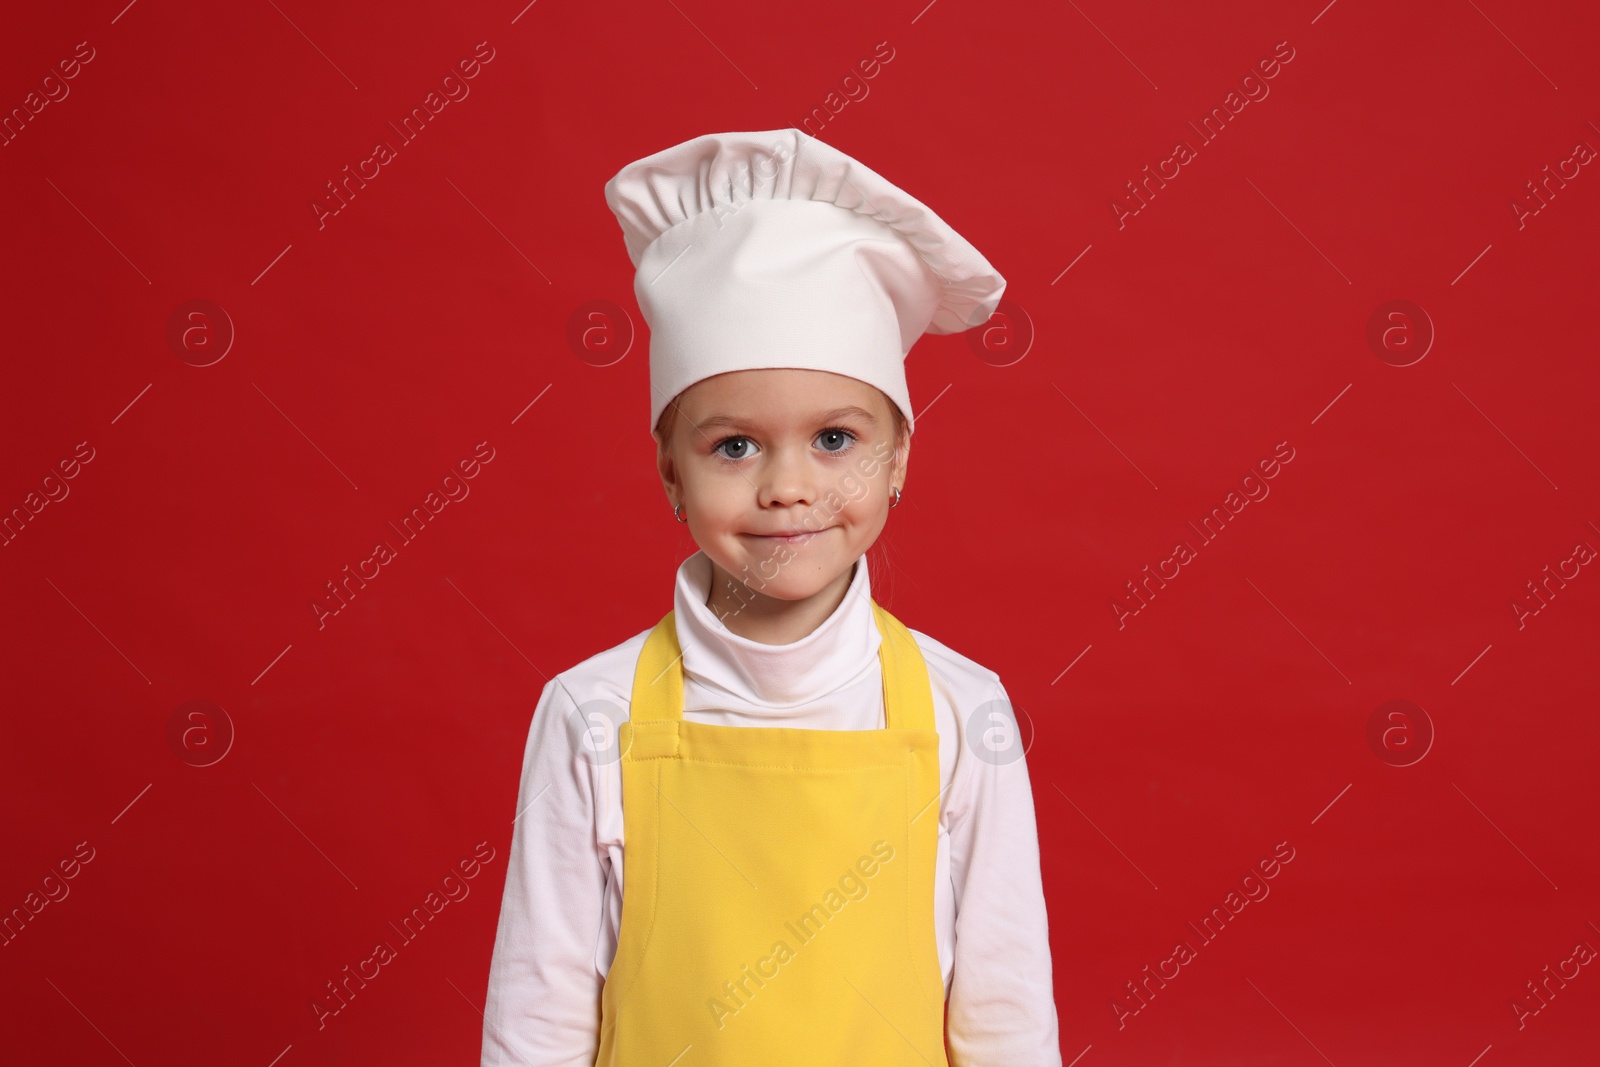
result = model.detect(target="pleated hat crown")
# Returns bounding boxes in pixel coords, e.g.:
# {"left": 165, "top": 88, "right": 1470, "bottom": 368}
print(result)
{"left": 603, "top": 128, "right": 1006, "bottom": 438}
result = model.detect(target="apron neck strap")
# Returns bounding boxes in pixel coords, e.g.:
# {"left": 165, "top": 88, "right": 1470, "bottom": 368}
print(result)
{"left": 630, "top": 611, "right": 686, "bottom": 724}
{"left": 870, "top": 601, "right": 936, "bottom": 732}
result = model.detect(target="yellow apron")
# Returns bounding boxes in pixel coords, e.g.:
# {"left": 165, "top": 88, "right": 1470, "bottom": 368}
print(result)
{"left": 595, "top": 600, "right": 949, "bottom": 1067}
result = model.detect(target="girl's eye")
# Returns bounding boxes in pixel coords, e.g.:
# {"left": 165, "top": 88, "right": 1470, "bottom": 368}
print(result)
{"left": 816, "top": 428, "right": 856, "bottom": 454}
{"left": 709, "top": 428, "right": 859, "bottom": 463}
{"left": 712, "top": 436, "right": 754, "bottom": 462}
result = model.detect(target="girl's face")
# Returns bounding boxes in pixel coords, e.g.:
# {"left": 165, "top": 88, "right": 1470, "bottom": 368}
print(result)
{"left": 655, "top": 368, "right": 909, "bottom": 612}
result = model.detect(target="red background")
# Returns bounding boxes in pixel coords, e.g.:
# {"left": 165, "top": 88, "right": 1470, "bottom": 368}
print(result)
{"left": 3, "top": 1, "right": 1598, "bottom": 1064}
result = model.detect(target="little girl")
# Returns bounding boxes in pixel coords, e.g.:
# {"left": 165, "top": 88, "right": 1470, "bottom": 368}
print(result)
{"left": 481, "top": 128, "right": 1060, "bottom": 1066}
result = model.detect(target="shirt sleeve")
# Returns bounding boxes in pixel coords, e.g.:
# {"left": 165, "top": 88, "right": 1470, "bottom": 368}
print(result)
{"left": 944, "top": 675, "right": 1063, "bottom": 1066}
{"left": 480, "top": 675, "right": 605, "bottom": 1067}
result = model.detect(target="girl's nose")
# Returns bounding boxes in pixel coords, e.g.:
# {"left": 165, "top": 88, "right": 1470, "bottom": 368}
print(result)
{"left": 757, "top": 447, "right": 818, "bottom": 508}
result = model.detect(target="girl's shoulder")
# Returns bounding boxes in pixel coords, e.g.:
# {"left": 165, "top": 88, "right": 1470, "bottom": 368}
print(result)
{"left": 537, "top": 623, "right": 656, "bottom": 713}
{"left": 903, "top": 625, "right": 1006, "bottom": 698}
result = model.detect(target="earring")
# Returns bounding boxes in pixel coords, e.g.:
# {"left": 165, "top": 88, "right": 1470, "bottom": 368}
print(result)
{"left": 889, "top": 486, "right": 902, "bottom": 509}
{"left": 674, "top": 502, "right": 687, "bottom": 523}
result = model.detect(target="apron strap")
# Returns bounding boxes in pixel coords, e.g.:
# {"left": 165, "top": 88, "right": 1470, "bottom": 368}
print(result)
{"left": 870, "top": 602, "right": 936, "bottom": 732}
{"left": 628, "top": 601, "right": 936, "bottom": 733}
{"left": 630, "top": 611, "right": 685, "bottom": 724}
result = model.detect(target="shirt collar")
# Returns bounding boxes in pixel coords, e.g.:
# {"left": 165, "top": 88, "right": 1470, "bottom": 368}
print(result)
{"left": 673, "top": 549, "right": 881, "bottom": 708}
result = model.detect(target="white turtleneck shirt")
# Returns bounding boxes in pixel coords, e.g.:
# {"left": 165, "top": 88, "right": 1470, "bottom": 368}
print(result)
{"left": 480, "top": 551, "right": 1061, "bottom": 1066}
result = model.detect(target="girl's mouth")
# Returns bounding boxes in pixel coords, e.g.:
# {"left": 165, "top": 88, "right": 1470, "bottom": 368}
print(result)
{"left": 747, "top": 529, "right": 828, "bottom": 543}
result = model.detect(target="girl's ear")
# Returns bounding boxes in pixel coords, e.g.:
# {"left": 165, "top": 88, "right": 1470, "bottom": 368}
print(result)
{"left": 891, "top": 430, "right": 911, "bottom": 491}
{"left": 655, "top": 433, "right": 681, "bottom": 499}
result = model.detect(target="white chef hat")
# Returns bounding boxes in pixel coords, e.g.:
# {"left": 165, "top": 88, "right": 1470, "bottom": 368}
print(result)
{"left": 603, "top": 128, "right": 1006, "bottom": 438}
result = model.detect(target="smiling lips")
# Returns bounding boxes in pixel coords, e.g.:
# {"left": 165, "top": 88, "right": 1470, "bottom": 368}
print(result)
{"left": 749, "top": 528, "right": 829, "bottom": 542}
